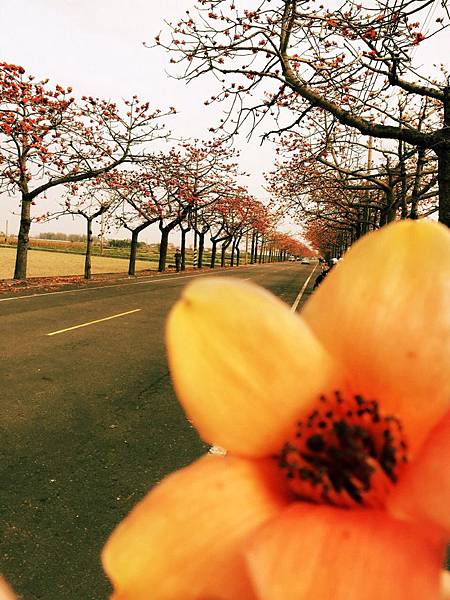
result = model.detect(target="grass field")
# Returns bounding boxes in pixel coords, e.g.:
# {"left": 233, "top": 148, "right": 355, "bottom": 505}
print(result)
{"left": 0, "top": 247, "right": 157, "bottom": 279}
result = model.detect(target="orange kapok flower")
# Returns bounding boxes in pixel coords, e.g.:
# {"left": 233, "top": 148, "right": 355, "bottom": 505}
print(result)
{"left": 102, "top": 221, "right": 450, "bottom": 600}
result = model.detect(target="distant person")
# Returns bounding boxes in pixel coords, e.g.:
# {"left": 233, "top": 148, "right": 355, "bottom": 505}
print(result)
{"left": 313, "top": 257, "right": 337, "bottom": 289}
{"left": 174, "top": 249, "right": 182, "bottom": 272}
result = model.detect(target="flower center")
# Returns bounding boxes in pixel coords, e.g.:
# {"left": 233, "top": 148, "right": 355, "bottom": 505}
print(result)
{"left": 277, "top": 392, "right": 408, "bottom": 508}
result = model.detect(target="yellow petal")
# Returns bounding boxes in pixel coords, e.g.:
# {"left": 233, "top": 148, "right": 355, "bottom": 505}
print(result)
{"left": 166, "top": 277, "right": 341, "bottom": 457}
{"left": 303, "top": 220, "right": 450, "bottom": 450}
{"left": 245, "top": 504, "right": 445, "bottom": 600}
{"left": 102, "top": 454, "right": 289, "bottom": 600}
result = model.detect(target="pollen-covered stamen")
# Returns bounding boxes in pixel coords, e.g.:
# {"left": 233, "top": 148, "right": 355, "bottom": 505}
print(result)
{"left": 277, "top": 392, "right": 408, "bottom": 508}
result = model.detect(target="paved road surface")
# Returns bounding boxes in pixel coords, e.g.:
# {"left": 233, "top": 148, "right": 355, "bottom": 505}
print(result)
{"left": 0, "top": 262, "right": 317, "bottom": 600}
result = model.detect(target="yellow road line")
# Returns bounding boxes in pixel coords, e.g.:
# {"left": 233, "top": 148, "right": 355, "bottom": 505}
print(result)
{"left": 46, "top": 308, "right": 141, "bottom": 336}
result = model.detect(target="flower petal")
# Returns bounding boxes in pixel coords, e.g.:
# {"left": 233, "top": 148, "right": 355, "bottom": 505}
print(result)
{"left": 0, "top": 579, "right": 17, "bottom": 600}
{"left": 388, "top": 410, "right": 450, "bottom": 537}
{"left": 102, "top": 454, "right": 290, "bottom": 600}
{"left": 302, "top": 221, "right": 450, "bottom": 450}
{"left": 245, "top": 503, "right": 445, "bottom": 600}
{"left": 166, "top": 278, "right": 341, "bottom": 457}
{"left": 442, "top": 571, "right": 450, "bottom": 600}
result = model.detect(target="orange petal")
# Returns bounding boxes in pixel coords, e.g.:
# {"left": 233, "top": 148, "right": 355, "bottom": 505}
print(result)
{"left": 388, "top": 410, "right": 450, "bottom": 537}
{"left": 102, "top": 454, "right": 290, "bottom": 600}
{"left": 0, "top": 579, "right": 17, "bottom": 600}
{"left": 245, "top": 503, "right": 445, "bottom": 600}
{"left": 442, "top": 571, "right": 450, "bottom": 599}
{"left": 302, "top": 220, "right": 450, "bottom": 451}
{"left": 166, "top": 277, "right": 341, "bottom": 457}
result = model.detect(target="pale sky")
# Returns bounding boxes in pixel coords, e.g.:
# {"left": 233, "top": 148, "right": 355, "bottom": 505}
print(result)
{"left": 0, "top": 0, "right": 448, "bottom": 243}
{"left": 0, "top": 0, "right": 277, "bottom": 243}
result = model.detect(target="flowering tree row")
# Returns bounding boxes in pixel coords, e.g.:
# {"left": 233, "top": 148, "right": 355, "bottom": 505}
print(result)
{"left": 41, "top": 138, "right": 307, "bottom": 279}
{"left": 266, "top": 107, "right": 439, "bottom": 256}
{"left": 0, "top": 61, "right": 174, "bottom": 279}
{"left": 0, "top": 61, "right": 308, "bottom": 279}
{"left": 159, "top": 0, "right": 450, "bottom": 227}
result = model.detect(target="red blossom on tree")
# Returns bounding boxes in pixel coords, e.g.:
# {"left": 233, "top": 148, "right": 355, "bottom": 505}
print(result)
{"left": 158, "top": 0, "right": 450, "bottom": 227}
{"left": 0, "top": 62, "right": 174, "bottom": 279}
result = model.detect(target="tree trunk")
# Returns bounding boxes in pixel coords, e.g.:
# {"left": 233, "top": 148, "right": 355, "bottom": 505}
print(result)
{"left": 232, "top": 235, "right": 242, "bottom": 266}
{"left": 13, "top": 195, "right": 32, "bottom": 279}
{"left": 437, "top": 87, "right": 450, "bottom": 227}
{"left": 192, "top": 229, "right": 198, "bottom": 268}
{"left": 180, "top": 228, "right": 189, "bottom": 271}
{"left": 437, "top": 147, "right": 450, "bottom": 227}
{"left": 84, "top": 218, "right": 93, "bottom": 279}
{"left": 386, "top": 193, "right": 397, "bottom": 223}
{"left": 210, "top": 240, "right": 218, "bottom": 268}
{"left": 253, "top": 234, "right": 259, "bottom": 263}
{"left": 258, "top": 241, "right": 265, "bottom": 263}
{"left": 221, "top": 239, "right": 231, "bottom": 267}
{"left": 250, "top": 232, "right": 256, "bottom": 264}
{"left": 158, "top": 228, "right": 170, "bottom": 272}
{"left": 409, "top": 148, "right": 426, "bottom": 220}
{"left": 128, "top": 230, "right": 139, "bottom": 276}
{"left": 198, "top": 232, "right": 205, "bottom": 268}
{"left": 230, "top": 239, "right": 236, "bottom": 266}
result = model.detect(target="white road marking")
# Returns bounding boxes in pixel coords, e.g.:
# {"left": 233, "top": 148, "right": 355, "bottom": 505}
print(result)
{"left": 46, "top": 308, "right": 142, "bottom": 336}
{"left": 1, "top": 263, "right": 303, "bottom": 305}
{"left": 0, "top": 270, "right": 223, "bottom": 303}
{"left": 290, "top": 264, "right": 318, "bottom": 312}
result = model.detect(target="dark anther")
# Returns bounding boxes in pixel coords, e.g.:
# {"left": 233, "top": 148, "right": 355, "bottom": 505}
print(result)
{"left": 342, "top": 477, "right": 363, "bottom": 504}
{"left": 306, "top": 434, "right": 325, "bottom": 452}
{"left": 276, "top": 392, "right": 408, "bottom": 508}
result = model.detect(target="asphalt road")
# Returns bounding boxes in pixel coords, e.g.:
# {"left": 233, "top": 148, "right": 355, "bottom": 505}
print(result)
{"left": 0, "top": 262, "right": 318, "bottom": 600}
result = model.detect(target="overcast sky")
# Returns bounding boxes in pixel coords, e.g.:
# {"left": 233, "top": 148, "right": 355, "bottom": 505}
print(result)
{"left": 0, "top": 0, "right": 448, "bottom": 243}
{"left": 0, "top": 0, "right": 280, "bottom": 243}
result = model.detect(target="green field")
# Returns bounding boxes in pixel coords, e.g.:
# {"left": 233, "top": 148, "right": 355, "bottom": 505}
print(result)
{"left": 0, "top": 247, "right": 156, "bottom": 279}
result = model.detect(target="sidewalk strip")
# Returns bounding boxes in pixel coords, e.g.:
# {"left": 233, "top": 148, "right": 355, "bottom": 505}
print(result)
{"left": 290, "top": 264, "right": 318, "bottom": 312}
{"left": 46, "top": 309, "right": 141, "bottom": 336}
{"left": 0, "top": 270, "right": 226, "bottom": 303}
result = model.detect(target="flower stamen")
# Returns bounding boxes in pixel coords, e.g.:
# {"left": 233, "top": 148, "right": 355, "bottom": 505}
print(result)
{"left": 277, "top": 392, "right": 408, "bottom": 508}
